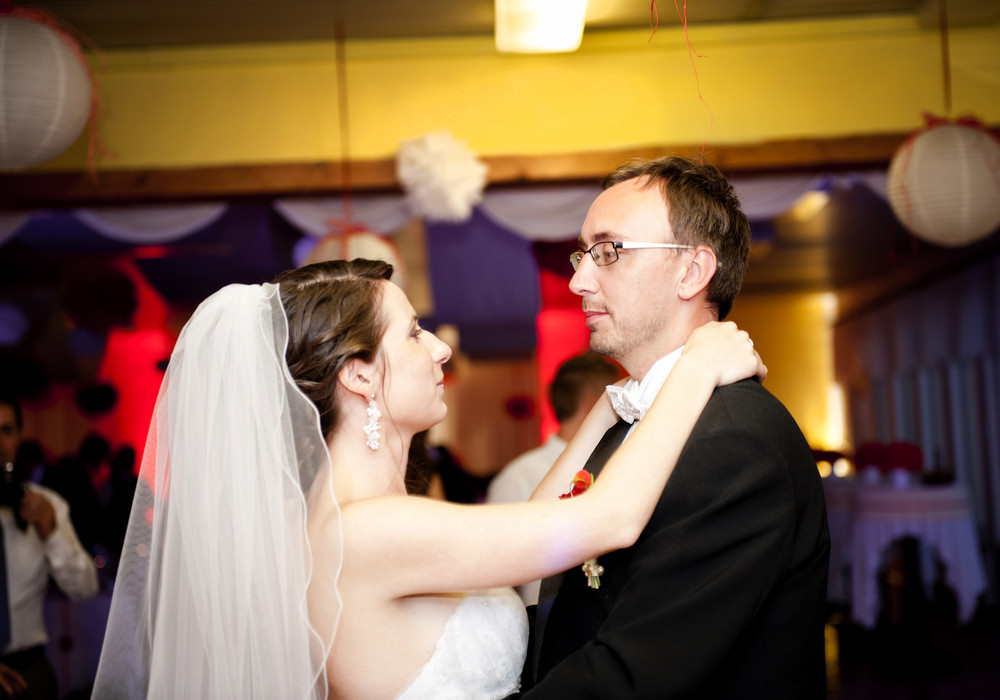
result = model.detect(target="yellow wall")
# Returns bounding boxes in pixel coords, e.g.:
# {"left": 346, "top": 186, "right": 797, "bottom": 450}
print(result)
{"left": 730, "top": 292, "right": 843, "bottom": 450}
{"left": 35, "top": 14, "right": 999, "bottom": 456}
{"left": 48, "top": 16, "right": 1000, "bottom": 171}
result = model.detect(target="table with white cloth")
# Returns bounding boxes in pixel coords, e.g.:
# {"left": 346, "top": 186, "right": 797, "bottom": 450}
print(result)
{"left": 850, "top": 483, "right": 988, "bottom": 629}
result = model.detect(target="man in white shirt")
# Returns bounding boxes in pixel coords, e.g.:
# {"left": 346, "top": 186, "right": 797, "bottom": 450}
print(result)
{"left": 486, "top": 353, "right": 618, "bottom": 604}
{"left": 0, "top": 393, "right": 98, "bottom": 700}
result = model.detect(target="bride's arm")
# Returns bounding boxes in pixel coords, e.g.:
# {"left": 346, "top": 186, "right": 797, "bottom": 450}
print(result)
{"left": 532, "top": 322, "right": 765, "bottom": 501}
{"left": 528, "top": 383, "right": 620, "bottom": 501}
{"left": 345, "top": 322, "right": 764, "bottom": 598}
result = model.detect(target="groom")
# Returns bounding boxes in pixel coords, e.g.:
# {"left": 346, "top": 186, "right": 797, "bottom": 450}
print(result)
{"left": 516, "top": 156, "right": 830, "bottom": 698}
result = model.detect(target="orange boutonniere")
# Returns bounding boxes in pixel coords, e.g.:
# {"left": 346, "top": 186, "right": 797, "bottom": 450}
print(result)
{"left": 559, "top": 470, "right": 593, "bottom": 499}
{"left": 559, "top": 470, "right": 604, "bottom": 589}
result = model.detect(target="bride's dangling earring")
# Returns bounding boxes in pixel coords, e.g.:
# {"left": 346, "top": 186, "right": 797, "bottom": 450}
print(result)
{"left": 364, "top": 394, "right": 382, "bottom": 451}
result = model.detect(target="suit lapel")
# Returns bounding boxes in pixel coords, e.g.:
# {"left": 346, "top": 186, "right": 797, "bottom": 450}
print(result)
{"left": 531, "top": 419, "right": 632, "bottom": 682}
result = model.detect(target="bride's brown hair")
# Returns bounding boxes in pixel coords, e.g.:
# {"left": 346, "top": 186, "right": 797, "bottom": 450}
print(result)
{"left": 273, "top": 258, "right": 394, "bottom": 439}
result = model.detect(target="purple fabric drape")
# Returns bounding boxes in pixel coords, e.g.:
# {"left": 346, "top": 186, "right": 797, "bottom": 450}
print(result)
{"left": 424, "top": 208, "right": 540, "bottom": 358}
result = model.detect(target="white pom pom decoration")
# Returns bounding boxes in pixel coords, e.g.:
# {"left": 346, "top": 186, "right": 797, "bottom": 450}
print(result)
{"left": 397, "top": 131, "right": 488, "bottom": 223}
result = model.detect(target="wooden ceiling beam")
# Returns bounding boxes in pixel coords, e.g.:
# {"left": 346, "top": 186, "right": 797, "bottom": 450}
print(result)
{"left": 0, "top": 131, "right": 925, "bottom": 210}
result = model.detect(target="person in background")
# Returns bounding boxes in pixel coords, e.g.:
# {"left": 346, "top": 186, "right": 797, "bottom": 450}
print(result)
{"left": 99, "top": 445, "right": 138, "bottom": 579}
{"left": 486, "top": 353, "right": 620, "bottom": 604}
{"left": 0, "top": 393, "right": 98, "bottom": 700}
{"left": 12, "top": 443, "right": 46, "bottom": 487}
{"left": 40, "top": 435, "right": 104, "bottom": 556}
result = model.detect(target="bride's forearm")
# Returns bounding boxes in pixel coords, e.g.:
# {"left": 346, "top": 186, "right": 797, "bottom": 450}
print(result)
{"left": 530, "top": 391, "right": 618, "bottom": 501}
{"left": 574, "top": 357, "right": 718, "bottom": 549}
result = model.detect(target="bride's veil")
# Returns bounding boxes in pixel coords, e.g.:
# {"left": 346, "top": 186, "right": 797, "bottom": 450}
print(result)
{"left": 92, "top": 282, "right": 341, "bottom": 699}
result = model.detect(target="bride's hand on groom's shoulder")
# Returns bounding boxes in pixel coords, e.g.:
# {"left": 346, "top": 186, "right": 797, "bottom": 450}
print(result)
{"left": 681, "top": 321, "right": 767, "bottom": 387}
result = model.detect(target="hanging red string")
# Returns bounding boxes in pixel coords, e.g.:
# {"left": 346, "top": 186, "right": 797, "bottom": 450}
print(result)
{"left": 673, "top": 1, "right": 713, "bottom": 160}
{"left": 333, "top": 20, "right": 356, "bottom": 228}
{"left": 320, "top": 18, "right": 372, "bottom": 256}
{"left": 938, "top": 0, "right": 952, "bottom": 116}
{"left": 647, "top": 3, "right": 713, "bottom": 159}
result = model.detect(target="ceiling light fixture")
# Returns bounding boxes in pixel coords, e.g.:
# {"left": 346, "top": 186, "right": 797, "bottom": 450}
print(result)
{"left": 495, "top": 0, "right": 588, "bottom": 54}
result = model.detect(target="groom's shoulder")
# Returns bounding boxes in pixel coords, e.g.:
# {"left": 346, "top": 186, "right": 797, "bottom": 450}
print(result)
{"left": 706, "top": 379, "right": 802, "bottom": 433}
{"left": 692, "top": 382, "right": 816, "bottom": 484}
{"left": 710, "top": 377, "right": 777, "bottom": 408}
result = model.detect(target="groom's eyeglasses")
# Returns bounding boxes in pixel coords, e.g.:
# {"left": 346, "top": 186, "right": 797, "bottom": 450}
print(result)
{"left": 570, "top": 240, "right": 695, "bottom": 271}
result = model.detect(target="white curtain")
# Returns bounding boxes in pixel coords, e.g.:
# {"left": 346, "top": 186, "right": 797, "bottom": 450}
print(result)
{"left": 73, "top": 203, "right": 229, "bottom": 244}
{"left": 476, "top": 171, "right": 890, "bottom": 241}
{"left": 835, "top": 250, "right": 1000, "bottom": 541}
{"left": 479, "top": 185, "right": 602, "bottom": 241}
{"left": 732, "top": 174, "right": 828, "bottom": 220}
{"left": 3, "top": 170, "right": 892, "bottom": 247}
{"left": 273, "top": 195, "right": 412, "bottom": 237}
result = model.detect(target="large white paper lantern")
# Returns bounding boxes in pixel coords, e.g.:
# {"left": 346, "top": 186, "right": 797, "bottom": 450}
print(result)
{"left": 887, "top": 120, "right": 1000, "bottom": 247}
{"left": 0, "top": 14, "right": 92, "bottom": 171}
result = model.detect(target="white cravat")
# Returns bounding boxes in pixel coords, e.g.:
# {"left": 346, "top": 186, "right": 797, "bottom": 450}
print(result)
{"left": 606, "top": 347, "right": 684, "bottom": 424}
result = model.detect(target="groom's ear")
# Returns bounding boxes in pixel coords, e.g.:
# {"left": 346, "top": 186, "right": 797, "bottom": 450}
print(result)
{"left": 678, "top": 246, "right": 717, "bottom": 301}
{"left": 337, "top": 359, "right": 376, "bottom": 399}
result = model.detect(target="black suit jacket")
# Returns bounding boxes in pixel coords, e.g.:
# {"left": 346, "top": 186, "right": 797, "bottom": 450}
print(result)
{"left": 519, "top": 379, "right": 830, "bottom": 699}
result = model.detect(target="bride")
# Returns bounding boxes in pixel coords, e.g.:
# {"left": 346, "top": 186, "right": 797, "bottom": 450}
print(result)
{"left": 92, "top": 258, "right": 764, "bottom": 699}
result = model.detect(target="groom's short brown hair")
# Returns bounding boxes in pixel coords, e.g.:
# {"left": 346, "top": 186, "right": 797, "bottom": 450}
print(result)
{"left": 602, "top": 156, "right": 751, "bottom": 320}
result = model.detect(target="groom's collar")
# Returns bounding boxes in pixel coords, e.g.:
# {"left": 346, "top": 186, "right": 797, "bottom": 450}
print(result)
{"left": 606, "top": 347, "right": 684, "bottom": 424}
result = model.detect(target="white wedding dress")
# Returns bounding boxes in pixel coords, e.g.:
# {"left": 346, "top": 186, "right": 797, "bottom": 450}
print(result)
{"left": 94, "top": 283, "right": 530, "bottom": 700}
{"left": 396, "top": 588, "right": 529, "bottom": 699}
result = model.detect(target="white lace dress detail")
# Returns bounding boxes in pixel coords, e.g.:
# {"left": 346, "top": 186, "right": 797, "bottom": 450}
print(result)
{"left": 396, "top": 588, "right": 528, "bottom": 699}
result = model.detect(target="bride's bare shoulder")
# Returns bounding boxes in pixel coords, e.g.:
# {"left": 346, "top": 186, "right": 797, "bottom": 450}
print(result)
{"left": 332, "top": 494, "right": 434, "bottom": 557}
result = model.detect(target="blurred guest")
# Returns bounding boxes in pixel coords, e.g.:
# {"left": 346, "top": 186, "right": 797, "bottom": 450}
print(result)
{"left": 13, "top": 443, "right": 47, "bottom": 487}
{"left": 41, "top": 436, "right": 105, "bottom": 556}
{"left": 77, "top": 434, "right": 112, "bottom": 505}
{"left": 0, "top": 392, "right": 98, "bottom": 700}
{"left": 99, "top": 446, "right": 137, "bottom": 575}
{"left": 433, "top": 442, "right": 490, "bottom": 503}
{"left": 486, "top": 353, "right": 619, "bottom": 604}
{"left": 408, "top": 430, "right": 488, "bottom": 502}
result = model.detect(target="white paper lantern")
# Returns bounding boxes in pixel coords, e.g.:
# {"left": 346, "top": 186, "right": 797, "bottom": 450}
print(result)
{"left": 300, "top": 231, "right": 409, "bottom": 291}
{"left": 0, "top": 15, "right": 92, "bottom": 171}
{"left": 887, "top": 121, "right": 1000, "bottom": 247}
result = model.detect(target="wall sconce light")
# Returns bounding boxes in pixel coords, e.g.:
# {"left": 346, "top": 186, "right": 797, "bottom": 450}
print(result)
{"left": 789, "top": 190, "right": 831, "bottom": 223}
{"left": 495, "top": 0, "right": 589, "bottom": 54}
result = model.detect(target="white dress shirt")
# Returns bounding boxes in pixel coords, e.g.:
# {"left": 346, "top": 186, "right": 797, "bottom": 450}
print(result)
{"left": 1, "top": 483, "right": 98, "bottom": 655}
{"left": 610, "top": 347, "right": 684, "bottom": 439}
{"left": 486, "top": 435, "right": 567, "bottom": 506}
